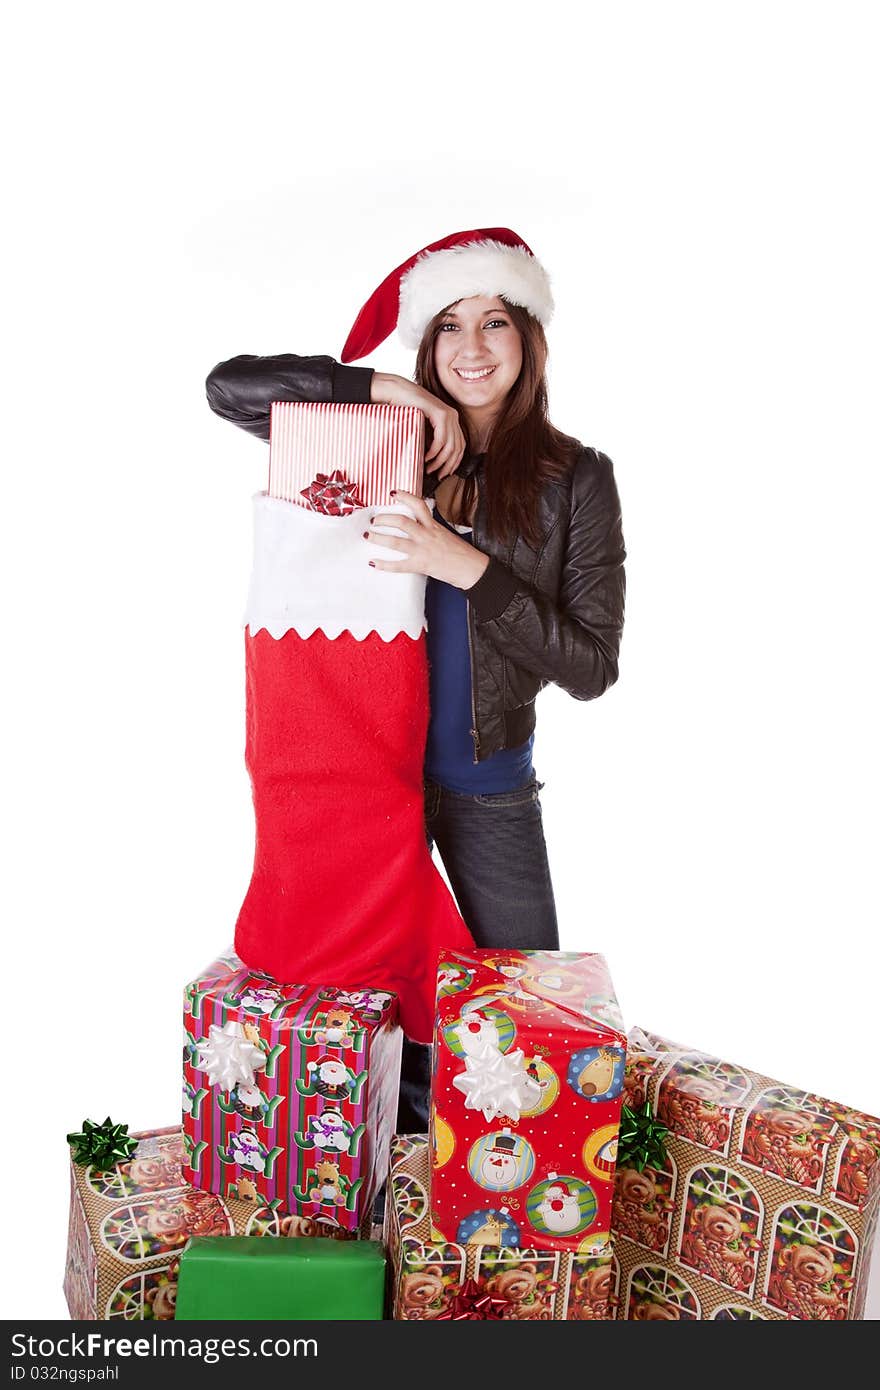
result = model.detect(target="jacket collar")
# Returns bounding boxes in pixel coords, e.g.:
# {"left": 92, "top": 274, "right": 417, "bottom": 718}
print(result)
{"left": 458, "top": 449, "right": 485, "bottom": 478}
{"left": 423, "top": 450, "right": 484, "bottom": 499}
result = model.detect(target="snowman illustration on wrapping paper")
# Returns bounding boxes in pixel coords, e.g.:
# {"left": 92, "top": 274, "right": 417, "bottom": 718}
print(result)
{"left": 228, "top": 984, "right": 285, "bottom": 1016}
{"left": 480, "top": 1133, "right": 520, "bottom": 1188}
{"left": 468, "top": 1129, "right": 537, "bottom": 1193}
{"left": 294, "top": 1108, "right": 365, "bottom": 1157}
{"left": 218, "top": 1128, "right": 283, "bottom": 1179}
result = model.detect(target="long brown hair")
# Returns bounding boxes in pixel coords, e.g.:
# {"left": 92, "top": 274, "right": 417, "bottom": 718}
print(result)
{"left": 414, "top": 297, "right": 580, "bottom": 548}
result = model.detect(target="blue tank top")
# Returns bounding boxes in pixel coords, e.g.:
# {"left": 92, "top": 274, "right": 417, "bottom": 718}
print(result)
{"left": 424, "top": 511, "right": 534, "bottom": 794}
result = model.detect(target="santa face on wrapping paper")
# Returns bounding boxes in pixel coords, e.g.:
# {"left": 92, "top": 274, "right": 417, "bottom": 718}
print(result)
{"left": 453, "top": 1012, "right": 500, "bottom": 1057}
{"left": 307, "top": 1057, "right": 355, "bottom": 1099}
{"left": 236, "top": 1079, "right": 262, "bottom": 1108}
{"left": 232, "top": 1078, "right": 265, "bottom": 1122}
{"left": 437, "top": 963, "right": 474, "bottom": 997}
{"left": 538, "top": 1183, "right": 582, "bottom": 1235}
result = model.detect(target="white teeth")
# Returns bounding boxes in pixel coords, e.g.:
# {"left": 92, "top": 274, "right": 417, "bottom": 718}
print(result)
{"left": 455, "top": 366, "right": 496, "bottom": 380}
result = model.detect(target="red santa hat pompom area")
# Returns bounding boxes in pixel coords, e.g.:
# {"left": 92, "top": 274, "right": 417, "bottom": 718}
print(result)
{"left": 341, "top": 227, "right": 554, "bottom": 362}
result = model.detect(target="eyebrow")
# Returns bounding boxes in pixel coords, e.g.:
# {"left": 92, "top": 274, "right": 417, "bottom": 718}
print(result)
{"left": 441, "top": 305, "right": 508, "bottom": 318}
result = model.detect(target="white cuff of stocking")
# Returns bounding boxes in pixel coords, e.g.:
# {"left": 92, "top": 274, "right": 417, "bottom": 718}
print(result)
{"left": 243, "top": 493, "right": 428, "bottom": 641}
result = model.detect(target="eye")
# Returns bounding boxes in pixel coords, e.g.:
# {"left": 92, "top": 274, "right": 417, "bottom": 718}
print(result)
{"left": 438, "top": 322, "right": 459, "bottom": 332}
{"left": 484, "top": 318, "right": 509, "bottom": 329}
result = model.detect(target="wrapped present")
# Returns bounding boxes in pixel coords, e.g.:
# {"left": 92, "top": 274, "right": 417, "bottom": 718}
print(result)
{"left": 429, "top": 950, "right": 627, "bottom": 1255}
{"left": 183, "top": 951, "right": 402, "bottom": 1232}
{"left": 62, "top": 1125, "right": 364, "bottom": 1321}
{"left": 269, "top": 401, "right": 424, "bottom": 511}
{"left": 613, "top": 1028, "right": 880, "bottom": 1321}
{"left": 175, "top": 1235, "right": 386, "bottom": 1320}
{"left": 385, "top": 1136, "right": 618, "bottom": 1320}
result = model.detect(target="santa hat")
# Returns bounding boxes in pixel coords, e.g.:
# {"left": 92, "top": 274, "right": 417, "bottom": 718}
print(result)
{"left": 340, "top": 227, "right": 554, "bottom": 362}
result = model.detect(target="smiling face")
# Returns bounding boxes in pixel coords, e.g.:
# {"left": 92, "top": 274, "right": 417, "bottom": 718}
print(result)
{"left": 432, "top": 295, "right": 523, "bottom": 443}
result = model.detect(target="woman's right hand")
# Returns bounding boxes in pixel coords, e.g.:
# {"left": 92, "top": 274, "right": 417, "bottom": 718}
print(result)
{"left": 370, "top": 373, "right": 466, "bottom": 479}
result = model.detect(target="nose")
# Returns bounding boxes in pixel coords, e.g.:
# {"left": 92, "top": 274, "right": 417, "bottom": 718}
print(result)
{"left": 453, "top": 325, "right": 492, "bottom": 359}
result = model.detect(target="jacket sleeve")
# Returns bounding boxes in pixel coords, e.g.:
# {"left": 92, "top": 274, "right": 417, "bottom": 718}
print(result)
{"left": 466, "top": 448, "right": 626, "bottom": 701}
{"left": 204, "top": 353, "right": 374, "bottom": 441}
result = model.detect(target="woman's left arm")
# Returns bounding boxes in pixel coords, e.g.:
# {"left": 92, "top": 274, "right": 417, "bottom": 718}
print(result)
{"left": 466, "top": 448, "right": 626, "bottom": 701}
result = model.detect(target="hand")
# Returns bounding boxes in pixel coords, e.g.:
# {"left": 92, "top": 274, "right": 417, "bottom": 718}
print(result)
{"left": 370, "top": 373, "right": 466, "bottom": 479}
{"left": 364, "top": 492, "right": 490, "bottom": 589}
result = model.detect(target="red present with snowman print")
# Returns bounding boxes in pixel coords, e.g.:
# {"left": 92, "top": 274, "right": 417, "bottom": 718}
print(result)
{"left": 429, "top": 949, "right": 627, "bottom": 1256}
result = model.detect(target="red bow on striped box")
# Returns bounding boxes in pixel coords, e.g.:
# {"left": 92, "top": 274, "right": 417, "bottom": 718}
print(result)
{"left": 269, "top": 402, "right": 425, "bottom": 510}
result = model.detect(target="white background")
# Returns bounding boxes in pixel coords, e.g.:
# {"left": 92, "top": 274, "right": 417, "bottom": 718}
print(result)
{"left": 3, "top": 1, "right": 878, "bottom": 1320}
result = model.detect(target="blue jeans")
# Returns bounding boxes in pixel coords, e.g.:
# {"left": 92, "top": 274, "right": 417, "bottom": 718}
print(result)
{"left": 395, "top": 773, "right": 559, "bottom": 1134}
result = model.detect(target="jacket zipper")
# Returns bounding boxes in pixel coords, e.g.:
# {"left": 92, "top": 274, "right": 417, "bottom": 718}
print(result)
{"left": 466, "top": 598, "right": 481, "bottom": 764}
{"left": 465, "top": 465, "right": 482, "bottom": 764}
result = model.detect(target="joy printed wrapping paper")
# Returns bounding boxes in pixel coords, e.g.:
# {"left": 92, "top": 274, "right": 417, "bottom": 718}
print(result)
{"left": 612, "top": 1028, "right": 880, "bottom": 1320}
{"left": 385, "top": 1136, "right": 619, "bottom": 1320}
{"left": 182, "top": 951, "right": 402, "bottom": 1233}
{"left": 63, "top": 1126, "right": 367, "bottom": 1321}
{"left": 429, "top": 949, "right": 627, "bottom": 1255}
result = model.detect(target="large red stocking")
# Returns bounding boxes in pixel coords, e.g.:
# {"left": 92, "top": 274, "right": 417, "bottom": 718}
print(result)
{"left": 234, "top": 494, "right": 474, "bottom": 1043}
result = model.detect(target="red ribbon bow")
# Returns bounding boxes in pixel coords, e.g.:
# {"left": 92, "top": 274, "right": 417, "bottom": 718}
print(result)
{"left": 436, "top": 1278, "right": 507, "bottom": 1321}
{"left": 300, "top": 471, "right": 366, "bottom": 516}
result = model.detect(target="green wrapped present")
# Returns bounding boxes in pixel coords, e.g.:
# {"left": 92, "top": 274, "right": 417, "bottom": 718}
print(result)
{"left": 175, "top": 1235, "right": 386, "bottom": 1320}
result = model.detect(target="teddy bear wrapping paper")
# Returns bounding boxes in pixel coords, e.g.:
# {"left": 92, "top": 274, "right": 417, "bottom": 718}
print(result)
{"left": 385, "top": 1135, "right": 618, "bottom": 1319}
{"left": 64, "top": 1126, "right": 374, "bottom": 1321}
{"left": 612, "top": 1027, "right": 880, "bottom": 1320}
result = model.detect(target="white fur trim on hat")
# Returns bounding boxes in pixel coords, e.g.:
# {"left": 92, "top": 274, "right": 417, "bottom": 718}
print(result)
{"left": 397, "top": 239, "right": 554, "bottom": 350}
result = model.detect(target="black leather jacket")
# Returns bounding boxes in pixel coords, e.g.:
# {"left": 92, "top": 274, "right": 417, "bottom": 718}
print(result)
{"left": 205, "top": 353, "right": 626, "bottom": 762}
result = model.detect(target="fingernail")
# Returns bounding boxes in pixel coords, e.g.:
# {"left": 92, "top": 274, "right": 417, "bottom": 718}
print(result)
{"left": 369, "top": 517, "right": 375, "bottom": 524}
{"left": 363, "top": 531, "right": 369, "bottom": 539}
{"left": 390, "top": 489, "right": 397, "bottom": 496}
{"left": 368, "top": 560, "right": 375, "bottom": 567}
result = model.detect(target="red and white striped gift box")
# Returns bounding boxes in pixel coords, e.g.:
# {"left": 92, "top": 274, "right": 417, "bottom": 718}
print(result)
{"left": 269, "top": 401, "right": 424, "bottom": 512}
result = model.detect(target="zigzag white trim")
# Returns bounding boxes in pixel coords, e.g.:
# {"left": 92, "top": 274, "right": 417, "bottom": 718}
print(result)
{"left": 243, "top": 494, "right": 428, "bottom": 642}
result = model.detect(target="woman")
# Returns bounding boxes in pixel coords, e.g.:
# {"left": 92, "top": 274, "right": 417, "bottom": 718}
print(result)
{"left": 206, "top": 227, "right": 626, "bottom": 1130}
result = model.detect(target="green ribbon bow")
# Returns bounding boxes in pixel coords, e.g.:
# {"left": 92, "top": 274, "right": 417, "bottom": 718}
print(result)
{"left": 66, "top": 1117, "right": 137, "bottom": 1168}
{"left": 617, "top": 1100, "right": 670, "bottom": 1172}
